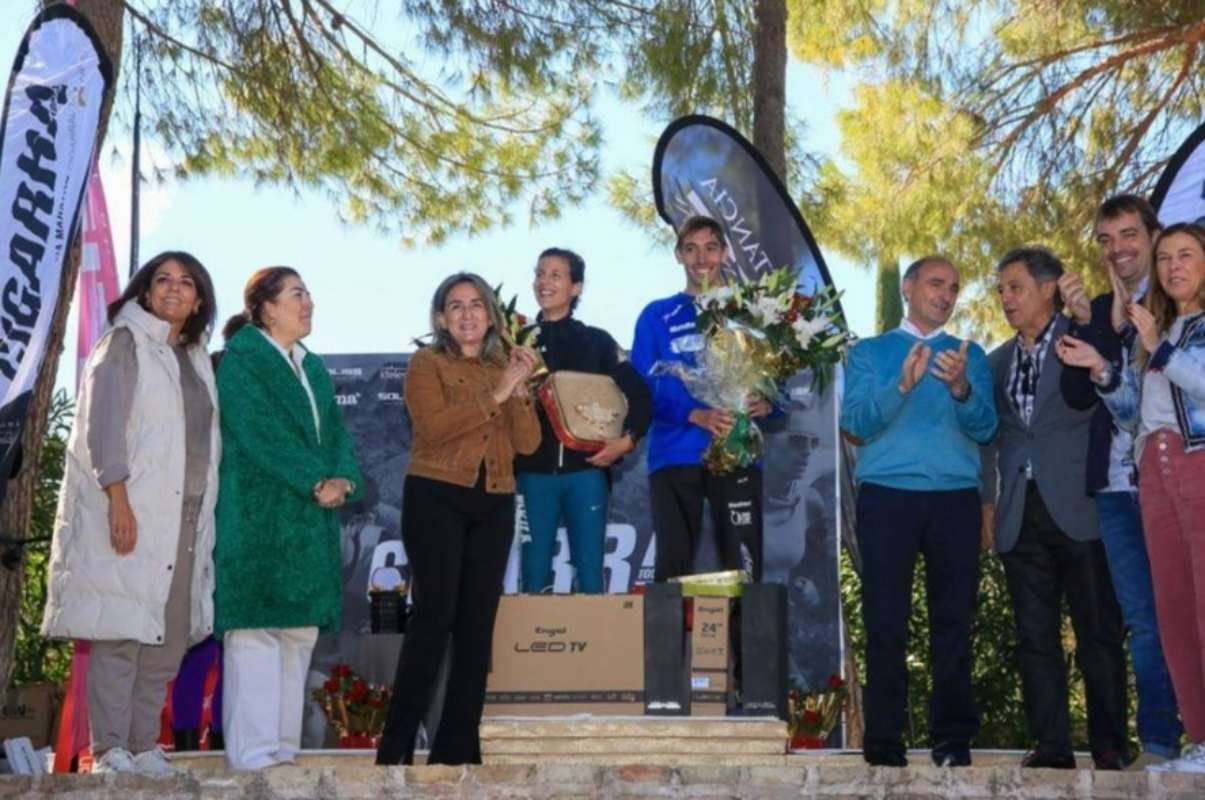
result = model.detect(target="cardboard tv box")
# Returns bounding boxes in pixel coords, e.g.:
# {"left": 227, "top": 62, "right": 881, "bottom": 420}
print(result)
{"left": 690, "top": 596, "right": 733, "bottom": 716}
{"left": 485, "top": 594, "right": 644, "bottom": 716}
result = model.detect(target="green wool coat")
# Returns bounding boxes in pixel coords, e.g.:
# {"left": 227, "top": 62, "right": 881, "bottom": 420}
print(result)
{"left": 213, "top": 325, "right": 363, "bottom": 636}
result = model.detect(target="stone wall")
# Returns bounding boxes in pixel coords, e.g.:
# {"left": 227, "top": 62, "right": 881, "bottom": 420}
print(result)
{"left": 5, "top": 763, "right": 1205, "bottom": 799}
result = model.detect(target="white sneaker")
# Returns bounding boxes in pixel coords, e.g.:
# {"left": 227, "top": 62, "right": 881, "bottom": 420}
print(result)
{"left": 132, "top": 747, "right": 179, "bottom": 776}
{"left": 1147, "top": 742, "right": 1205, "bottom": 773}
{"left": 91, "top": 747, "right": 137, "bottom": 774}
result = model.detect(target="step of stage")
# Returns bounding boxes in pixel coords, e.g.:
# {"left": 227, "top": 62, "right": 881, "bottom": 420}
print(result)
{"left": 162, "top": 747, "right": 1148, "bottom": 771}
{"left": 480, "top": 715, "right": 789, "bottom": 765}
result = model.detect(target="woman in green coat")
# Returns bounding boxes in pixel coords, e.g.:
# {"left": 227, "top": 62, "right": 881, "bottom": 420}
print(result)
{"left": 214, "top": 266, "right": 363, "bottom": 770}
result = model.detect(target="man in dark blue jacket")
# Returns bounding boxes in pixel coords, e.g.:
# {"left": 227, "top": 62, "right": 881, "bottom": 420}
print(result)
{"left": 631, "top": 216, "right": 772, "bottom": 581}
{"left": 1058, "top": 194, "right": 1183, "bottom": 768}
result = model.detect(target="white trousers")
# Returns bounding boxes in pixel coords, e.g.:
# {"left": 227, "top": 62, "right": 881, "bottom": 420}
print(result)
{"left": 222, "top": 626, "right": 318, "bottom": 770}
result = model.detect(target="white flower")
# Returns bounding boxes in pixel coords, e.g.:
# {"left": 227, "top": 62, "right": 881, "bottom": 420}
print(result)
{"left": 792, "top": 314, "right": 829, "bottom": 347}
{"left": 698, "top": 285, "right": 735, "bottom": 309}
{"left": 751, "top": 291, "right": 792, "bottom": 326}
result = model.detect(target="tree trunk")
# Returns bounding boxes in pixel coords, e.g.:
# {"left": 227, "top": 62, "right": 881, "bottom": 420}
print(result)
{"left": 0, "top": 0, "right": 123, "bottom": 690}
{"left": 752, "top": 0, "right": 865, "bottom": 741}
{"left": 751, "top": 0, "right": 787, "bottom": 182}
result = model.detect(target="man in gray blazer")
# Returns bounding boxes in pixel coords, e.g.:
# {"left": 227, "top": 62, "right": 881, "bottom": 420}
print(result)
{"left": 982, "top": 247, "right": 1127, "bottom": 770}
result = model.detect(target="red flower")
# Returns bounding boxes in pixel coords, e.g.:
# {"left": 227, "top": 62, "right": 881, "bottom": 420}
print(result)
{"left": 331, "top": 663, "right": 352, "bottom": 678}
{"left": 828, "top": 675, "right": 844, "bottom": 691}
{"left": 323, "top": 678, "right": 340, "bottom": 694}
{"left": 349, "top": 679, "right": 369, "bottom": 701}
{"left": 516, "top": 313, "right": 528, "bottom": 326}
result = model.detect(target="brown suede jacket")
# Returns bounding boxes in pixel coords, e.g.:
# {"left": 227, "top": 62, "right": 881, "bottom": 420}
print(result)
{"left": 404, "top": 346, "right": 541, "bottom": 493}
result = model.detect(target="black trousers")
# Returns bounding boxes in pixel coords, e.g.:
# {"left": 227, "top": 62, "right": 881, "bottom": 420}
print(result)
{"left": 649, "top": 465, "right": 763, "bottom": 582}
{"left": 375, "top": 474, "right": 514, "bottom": 766}
{"left": 1000, "top": 481, "right": 1126, "bottom": 757}
{"left": 857, "top": 482, "right": 981, "bottom": 757}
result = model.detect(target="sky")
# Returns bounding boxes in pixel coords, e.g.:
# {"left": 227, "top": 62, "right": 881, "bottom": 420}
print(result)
{"left": 2, "top": 4, "right": 878, "bottom": 392}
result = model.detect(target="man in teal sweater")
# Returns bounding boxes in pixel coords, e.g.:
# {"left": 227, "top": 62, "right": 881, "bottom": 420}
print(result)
{"left": 841, "top": 256, "right": 997, "bottom": 767}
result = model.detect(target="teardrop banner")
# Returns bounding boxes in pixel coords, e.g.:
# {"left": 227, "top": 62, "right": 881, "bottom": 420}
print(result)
{"left": 0, "top": 5, "right": 113, "bottom": 503}
{"left": 653, "top": 114, "right": 845, "bottom": 316}
{"left": 1150, "top": 120, "right": 1205, "bottom": 225}
{"left": 651, "top": 114, "right": 844, "bottom": 698}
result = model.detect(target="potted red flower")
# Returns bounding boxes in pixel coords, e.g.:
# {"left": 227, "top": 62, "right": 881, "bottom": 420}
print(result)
{"left": 310, "top": 663, "right": 392, "bottom": 748}
{"left": 787, "top": 674, "right": 848, "bottom": 750}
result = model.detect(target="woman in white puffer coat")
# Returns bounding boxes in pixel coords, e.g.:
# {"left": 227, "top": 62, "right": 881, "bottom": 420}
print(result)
{"left": 41, "top": 251, "right": 221, "bottom": 776}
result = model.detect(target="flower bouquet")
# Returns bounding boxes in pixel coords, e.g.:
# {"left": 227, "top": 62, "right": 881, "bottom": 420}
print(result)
{"left": 311, "top": 663, "right": 392, "bottom": 748}
{"left": 788, "top": 675, "right": 848, "bottom": 750}
{"left": 493, "top": 284, "right": 547, "bottom": 381}
{"left": 656, "top": 266, "right": 850, "bottom": 473}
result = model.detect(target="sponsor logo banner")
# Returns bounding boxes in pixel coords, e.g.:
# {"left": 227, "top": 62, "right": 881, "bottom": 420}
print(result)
{"left": 0, "top": 6, "right": 111, "bottom": 498}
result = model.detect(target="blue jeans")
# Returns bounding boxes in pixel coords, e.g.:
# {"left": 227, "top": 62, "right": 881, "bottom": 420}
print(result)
{"left": 517, "top": 470, "right": 608, "bottom": 594}
{"left": 1096, "top": 491, "right": 1183, "bottom": 757}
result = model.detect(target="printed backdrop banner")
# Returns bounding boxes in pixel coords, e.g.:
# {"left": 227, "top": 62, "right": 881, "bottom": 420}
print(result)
{"left": 0, "top": 6, "right": 111, "bottom": 500}
{"left": 1151, "top": 121, "right": 1205, "bottom": 226}
{"left": 652, "top": 114, "right": 844, "bottom": 693}
{"left": 312, "top": 356, "right": 840, "bottom": 743}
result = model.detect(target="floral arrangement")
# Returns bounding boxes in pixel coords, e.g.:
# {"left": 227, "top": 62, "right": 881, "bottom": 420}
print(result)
{"left": 493, "top": 284, "right": 541, "bottom": 349}
{"left": 311, "top": 663, "right": 391, "bottom": 743}
{"left": 788, "top": 675, "right": 848, "bottom": 749}
{"left": 656, "top": 266, "right": 850, "bottom": 473}
{"left": 493, "top": 284, "right": 547, "bottom": 380}
{"left": 694, "top": 267, "right": 848, "bottom": 391}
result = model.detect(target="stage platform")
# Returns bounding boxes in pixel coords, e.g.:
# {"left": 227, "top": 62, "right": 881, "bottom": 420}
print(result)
{"left": 6, "top": 719, "right": 1205, "bottom": 797}
{"left": 6, "top": 755, "right": 1205, "bottom": 798}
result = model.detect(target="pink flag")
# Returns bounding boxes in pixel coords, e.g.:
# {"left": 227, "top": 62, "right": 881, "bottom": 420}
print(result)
{"left": 76, "top": 158, "right": 120, "bottom": 390}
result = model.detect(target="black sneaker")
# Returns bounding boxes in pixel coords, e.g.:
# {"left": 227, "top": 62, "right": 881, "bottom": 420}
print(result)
{"left": 1093, "top": 748, "right": 1125, "bottom": 771}
{"left": 864, "top": 748, "right": 908, "bottom": 767}
{"left": 931, "top": 741, "right": 971, "bottom": 767}
{"left": 1021, "top": 750, "right": 1076, "bottom": 769}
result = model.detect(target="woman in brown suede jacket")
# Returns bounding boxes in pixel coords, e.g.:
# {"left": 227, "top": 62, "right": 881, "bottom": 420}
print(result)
{"left": 376, "top": 271, "right": 540, "bottom": 766}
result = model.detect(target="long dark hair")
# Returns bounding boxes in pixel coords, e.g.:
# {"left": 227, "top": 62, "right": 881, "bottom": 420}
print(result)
{"left": 221, "top": 266, "right": 301, "bottom": 341}
{"left": 108, "top": 251, "right": 217, "bottom": 345}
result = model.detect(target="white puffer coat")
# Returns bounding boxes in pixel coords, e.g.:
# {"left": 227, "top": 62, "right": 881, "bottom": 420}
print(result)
{"left": 41, "top": 301, "right": 221, "bottom": 645}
